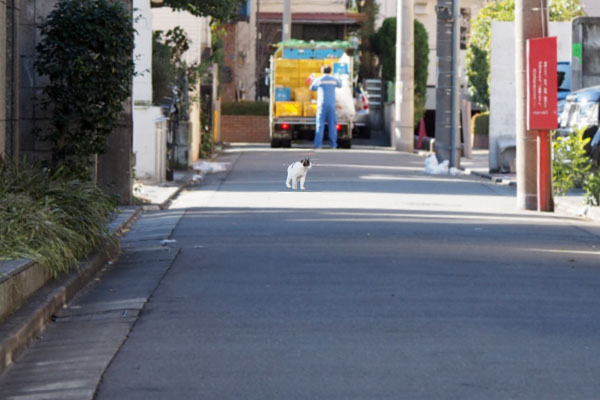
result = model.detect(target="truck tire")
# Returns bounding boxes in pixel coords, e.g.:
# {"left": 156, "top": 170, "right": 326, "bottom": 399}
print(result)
{"left": 281, "top": 138, "right": 292, "bottom": 148}
{"left": 271, "top": 138, "right": 281, "bottom": 148}
{"left": 339, "top": 138, "right": 352, "bottom": 149}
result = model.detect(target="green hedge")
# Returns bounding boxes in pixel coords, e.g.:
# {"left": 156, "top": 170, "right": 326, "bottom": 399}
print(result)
{"left": 222, "top": 101, "right": 269, "bottom": 116}
{"left": 472, "top": 112, "right": 490, "bottom": 135}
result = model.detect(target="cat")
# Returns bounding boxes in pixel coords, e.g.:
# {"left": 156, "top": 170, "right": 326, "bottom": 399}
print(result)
{"left": 286, "top": 158, "right": 311, "bottom": 190}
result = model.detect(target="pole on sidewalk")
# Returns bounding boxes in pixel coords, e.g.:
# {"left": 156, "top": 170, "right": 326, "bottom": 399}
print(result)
{"left": 516, "top": 0, "right": 548, "bottom": 210}
{"left": 434, "top": 0, "right": 453, "bottom": 162}
{"left": 393, "top": 0, "right": 414, "bottom": 152}
{"left": 450, "top": 0, "right": 461, "bottom": 168}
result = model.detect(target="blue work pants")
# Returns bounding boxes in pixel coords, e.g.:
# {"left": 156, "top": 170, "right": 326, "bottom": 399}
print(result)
{"left": 314, "top": 103, "right": 337, "bottom": 148}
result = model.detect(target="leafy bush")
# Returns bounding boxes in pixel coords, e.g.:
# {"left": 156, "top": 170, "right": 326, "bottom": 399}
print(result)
{"left": 553, "top": 129, "right": 591, "bottom": 195}
{"left": 371, "top": 17, "right": 429, "bottom": 126}
{"left": 222, "top": 101, "right": 269, "bottom": 116}
{"left": 0, "top": 158, "right": 118, "bottom": 277}
{"left": 472, "top": 112, "right": 490, "bottom": 135}
{"left": 34, "top": 0, "right": 135, "bottom": 176}
{"left": 583, "top": 171, "right": 600, "bottom": 206}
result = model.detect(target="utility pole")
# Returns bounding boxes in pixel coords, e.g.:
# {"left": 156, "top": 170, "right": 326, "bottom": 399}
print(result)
{"left": 515, "top": 0, "right": 548, "bottom": 210}
{"left": 255, "top": 0, "right": 261, "bottom": 100}
{"left": 393, "top": 0, "right": 414, "bottom": 152}
{"left": 434, "top": 0, "right": 455, "bottom": 163}
{"left": 450, "top": 0, "right": 460, "bottom": 168}
{"left": 282, "top": 0, "right": 291, "bottom": 42}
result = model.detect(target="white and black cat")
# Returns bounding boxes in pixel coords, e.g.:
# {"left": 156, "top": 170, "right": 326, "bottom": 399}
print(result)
{"left": 286, "top": 158, "right": 311, "bottom": 190}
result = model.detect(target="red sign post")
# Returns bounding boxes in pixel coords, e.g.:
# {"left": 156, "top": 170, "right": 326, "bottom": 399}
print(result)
{"left": 527, "top": 37, "right": 557, "bottom": 212}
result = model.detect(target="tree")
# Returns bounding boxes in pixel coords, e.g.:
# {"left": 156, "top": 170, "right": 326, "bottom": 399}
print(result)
{"left": 163, "top": 0, "right": 246, "bottom": 21}
{"left": 358, "top": 0, "right": 379, "bottom": 78}
{"left": 372, "top": 17, "right": 429, "bottom": 126}
{"left": 35, "top": 0, "right": 135, "bottom": 177}
{"left": 466, "top": 0, "right": 586, "bottom": 109}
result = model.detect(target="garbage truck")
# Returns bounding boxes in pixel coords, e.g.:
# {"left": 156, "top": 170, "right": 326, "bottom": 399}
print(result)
{"left": 269, "top": 40, "right": 356, "bottom": 148}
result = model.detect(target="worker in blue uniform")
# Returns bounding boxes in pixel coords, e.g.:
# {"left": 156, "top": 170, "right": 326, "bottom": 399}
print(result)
{"left": 309, "top": 65, "right": 342, "bottom": 148}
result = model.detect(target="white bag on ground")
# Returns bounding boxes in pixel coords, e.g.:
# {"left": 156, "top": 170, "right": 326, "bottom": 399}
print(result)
{"left": 424, "top": 155, "right": 450, "bottom": 175}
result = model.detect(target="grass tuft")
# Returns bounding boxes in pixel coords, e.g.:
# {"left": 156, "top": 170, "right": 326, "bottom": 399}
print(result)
{"left": 0, "top": 157, "right": 118, "bottom": 277}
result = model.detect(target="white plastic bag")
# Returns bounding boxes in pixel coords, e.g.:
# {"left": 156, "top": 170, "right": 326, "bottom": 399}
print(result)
{"left": 335, "top": 76, "right": 356, "bottom": 120}
{"left": 424, "top": 155, "right": 450, "bottom": 175}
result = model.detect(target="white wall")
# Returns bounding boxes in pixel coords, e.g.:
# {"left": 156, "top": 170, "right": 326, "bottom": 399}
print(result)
{"left": 134, "top": 108, "right": 168, "bottom": 182}
{"left": 152, "top": 7, "right": 211, "bottom": 66}
{"left": 489, "top": 21, "right": 571, "bottom": 171}
{"left": 133, "top": 0, "right": 153, "bottom": 104}
{"left": 581, "top": 0, "right": 600, "bottom": 17}
{"left": 133, "top": 0, "right": 168, "bottom": 182}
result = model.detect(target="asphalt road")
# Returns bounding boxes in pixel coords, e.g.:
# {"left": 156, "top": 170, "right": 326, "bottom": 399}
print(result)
{"left": 98, "top": 147, "right": 600, "bottom": 399}
{"left": 2, "top": 146, "right": 600, "bottom": 399}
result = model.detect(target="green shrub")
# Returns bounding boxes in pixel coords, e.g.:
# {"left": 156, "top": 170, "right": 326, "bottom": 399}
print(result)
{"left": 222, "top": 101, "right": 269, "bottom": 116}
{"left": 35, "top": 0, "right": 135, "bottom": 176}
{"left": 472, "top": 112, "right": 490, "bottom": 135}
{"left": 583, "top": 171, "right": 600, "bottom": 206}
{"left": 371, "top": 17, "right": 429, "bottom": 126}
{"left": 0, "top": 158, "right": 118, "bottom": 277}
{"left": 553, "top": 129, "right": 591, "bottom": 195}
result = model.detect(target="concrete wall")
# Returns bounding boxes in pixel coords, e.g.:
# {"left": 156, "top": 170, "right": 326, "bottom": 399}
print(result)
{"left": 132, "top": 0, "right": 168, "bottom": 182}
{"left": 133, "top": 108, "right": 167, "bottom": 182}
{"left": 490, "top": 21, "right": 571, "bottom": 172}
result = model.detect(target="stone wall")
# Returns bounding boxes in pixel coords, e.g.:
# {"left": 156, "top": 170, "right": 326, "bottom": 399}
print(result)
{"left": 0, "top": 0, "right": 6, "bottom": 156}
{"left": 221, "top": 115, "right": 269, "bottom": 143}
{"left": 3, "top": 0, "right": 134, "bottom": 203}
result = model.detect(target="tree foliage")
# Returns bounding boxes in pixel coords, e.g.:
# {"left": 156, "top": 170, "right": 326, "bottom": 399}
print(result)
{"left": 358, "top": 0, "right": 379, "bottom": 78}
{"left": 35, "top": 0, "right": 135, "bottom": 176}
{"left": 372, "top": 17, "right": 429, "bottom": 126}
{"left": 466, "top": 0, "right": 586, "bottom": 109}
{"left": 163, "top": 0, "right": 245, "bottom": 21}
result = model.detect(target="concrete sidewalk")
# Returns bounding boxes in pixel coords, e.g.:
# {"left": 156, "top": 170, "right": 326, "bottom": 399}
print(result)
{"left": 0, "top": 170, "right": 196, "bottom": 376}
{"left": 461, "top": 149, "right": 600, "bottom": 224}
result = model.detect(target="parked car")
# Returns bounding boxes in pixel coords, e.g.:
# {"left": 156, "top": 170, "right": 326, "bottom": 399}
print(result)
{"left": 557, "top": 61, "right": 571, "bottom": 116}
{"left": 353, "top": 86, "right": 370, "bottom": 138}
{"left": 557, "top": 85, "right": 600, "bottom": 164}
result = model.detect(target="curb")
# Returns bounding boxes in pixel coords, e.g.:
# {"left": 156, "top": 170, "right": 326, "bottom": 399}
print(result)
{"left": 465, "top": 167, "right": 600, "bottom": 224}
{"left": 0, "top": 207, "right": 142, "bottom": 376}
{"left": 157, "top": 175, "right": 197, "bottom": 210}
{"left": 463, "top": 168, "right": 517, "bottom": 186}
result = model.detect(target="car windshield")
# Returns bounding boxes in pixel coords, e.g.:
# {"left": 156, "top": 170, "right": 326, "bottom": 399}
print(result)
{"left": 559, "top": 101, "right": 599, "bottom": 129}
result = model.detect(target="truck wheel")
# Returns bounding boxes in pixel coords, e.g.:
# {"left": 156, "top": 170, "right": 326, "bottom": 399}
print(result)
{"left": 339, "top": 138, "right": 352, "bottom": 149}
{"left": 282, "top": 138, "right": 292, "bottom": 148}
{"left": 271, "top": 138, "right": 281, "bottom": 148}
